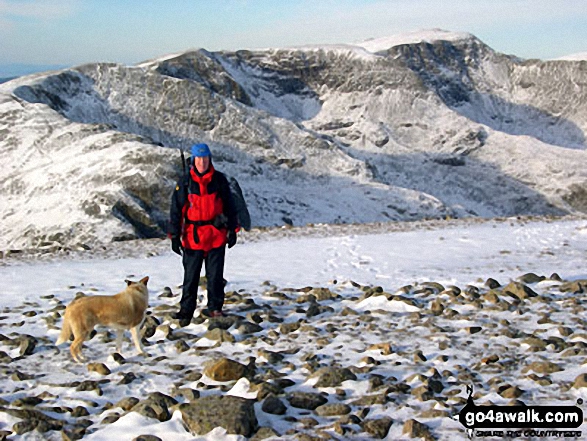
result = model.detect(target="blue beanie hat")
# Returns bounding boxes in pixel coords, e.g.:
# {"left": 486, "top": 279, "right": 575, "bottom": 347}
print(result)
{"left": 191, "top": 143, "right": 211, "bottom": 158}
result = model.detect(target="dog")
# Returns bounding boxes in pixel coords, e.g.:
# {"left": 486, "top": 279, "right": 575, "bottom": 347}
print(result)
{"left": 56, "top": 276, "right": 149, "bottom": 362}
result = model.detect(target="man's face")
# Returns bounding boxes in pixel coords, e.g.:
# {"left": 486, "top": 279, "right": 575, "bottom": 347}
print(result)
{"left": 195, "top": 156, "right": 210, "bottom": 174}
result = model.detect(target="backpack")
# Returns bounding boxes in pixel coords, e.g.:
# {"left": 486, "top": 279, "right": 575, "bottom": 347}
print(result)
{"left": 179, "top": 148, "right": 251, "bottom": 231}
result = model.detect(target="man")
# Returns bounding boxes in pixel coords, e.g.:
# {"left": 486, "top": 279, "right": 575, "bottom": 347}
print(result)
{"left": 168, "top": 143, "right": 238, "bottom": 326}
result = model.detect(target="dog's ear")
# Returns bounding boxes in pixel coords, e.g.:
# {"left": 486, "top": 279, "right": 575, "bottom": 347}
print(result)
{"left": 125, "top": 279, "right": 133, "bottom": 286}
{"left": 140, "top": 276, "right": 149, "bottom": 286}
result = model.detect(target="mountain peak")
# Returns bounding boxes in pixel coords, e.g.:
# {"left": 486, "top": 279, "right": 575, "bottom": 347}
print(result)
{"left": 552, "top": 51, "right": 587, "bottom": 61}
{"left": 355, "top": 28, "right": 476, "bottom": 53}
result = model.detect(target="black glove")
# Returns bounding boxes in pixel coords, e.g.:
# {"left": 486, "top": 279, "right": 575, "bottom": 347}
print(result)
{"left": 227, "top": 230, "right": 237, "bottom": 248}
{"left": 171, "top": 236, "right": 183, "bottom": 256}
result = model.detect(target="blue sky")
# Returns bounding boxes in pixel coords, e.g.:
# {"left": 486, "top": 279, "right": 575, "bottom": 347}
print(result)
{"left": 1, "top": 0, "right": 587, "bottom": 76}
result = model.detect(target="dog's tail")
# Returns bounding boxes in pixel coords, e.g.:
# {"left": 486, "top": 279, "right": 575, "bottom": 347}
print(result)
{"left": 55, "top": 314, "right": 71, "bottom": 346}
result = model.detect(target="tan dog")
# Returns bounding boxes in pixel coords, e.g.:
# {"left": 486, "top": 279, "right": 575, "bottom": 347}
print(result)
{"left": 56, "top": 276, "right": 149, "bottom": 362}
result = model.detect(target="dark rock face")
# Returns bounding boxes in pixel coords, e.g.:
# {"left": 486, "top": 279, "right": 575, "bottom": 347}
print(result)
{"left": 156, "top": 50, "right": 253, "bottom": 106}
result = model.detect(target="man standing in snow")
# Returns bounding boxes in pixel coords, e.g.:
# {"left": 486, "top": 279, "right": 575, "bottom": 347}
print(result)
{"left": 168, "top": 143, "right": 238, "bottom": 326}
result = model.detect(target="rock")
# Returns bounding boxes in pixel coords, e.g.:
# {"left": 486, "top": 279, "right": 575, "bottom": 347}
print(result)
{"left": 558, "top": 326, "right": 574, "bottom": 337}
{"left": 238, "top": 321, "right": 264, "bottom": 334}
{"left": 502, "top": 282, "right": 538, "bottom": 300}
{"left": 62, "top": 426, "right": 86, "bottom": 441}
{"left": 403, "top": 419, "right": 433, "bottom": 439}
{"left": 159, "top": 287, "right": 174, "bottom": 298}
{"left": 145, "top": 392, "right": 178, "bottom": 409}
{"left": 305, "top": 303, "right": 321, "bottom": 317}
{"left": 175, "top": 340, "right": 190, "bottom": 353}
{"left": 341, "top": 306, "right": 359, "bottom": 316}
{"left": 314, "top": 403, "right": 351, "bottom": 416}
{"left": 116, "top": 397, "right": 140, "bottom": 411}
{"left": 126, "top": 394, "right": 175, "bottom": 423}
{"left": 11, "top": 370, "right": 35, "bottom": 381}
{"left": 362, "top": 417, "right": 393, "bottom": 439}
{"left": 425, "top": 378, "right": 444, "bottom": 394}
{"left": 0, "top": 351, "right": 12, "bottom": 364}
{"left": 179, "top": 395, "right": 258, "bottom": 437}
{"left": 522, "top": 361, "right": 563, "bottom": 374}
{"left": 572, "top": 373, "right": 587, "bottom": 389}
{"left": 412, "top": 385, "right": 434, "bottom": 401}
{"left": 311, "top": 287, "right": 337, "bottom": 301}
{"left": 76, "top": 380, "right": 103, "bottom": 394}
{"left": 279, "top": 322, "right": 301, "bottom": 334}
{"left": 174, "top": 388, "right": 200, "bottom": 402}
{"left": 369, "top": 342, "right": 393, "bottom": 355}
{"left": 88, "top": 363, "right": 111, "bottom": 375}
{"left": 522, "top": 337, "right": 547, "bottom": 350}
{"left": 70, "top": 406, "right": 89, "bottom": 417}
{"left": 12, "top": 397, "right": 43, "bottom": 407}
{"left": 297, "top": 293, "right": 317, "bottom": 304}
{"left": 430, "top": 299, "right": 444, "bottom": 316}
{"left": 499, "top": 385, "right": 524, "bottom": 399}
{"left": 2, "top": 408, "right": 63, "bottom": 434}
{"left": 251, "top": 427, "right": 281, "bottom": 440}
{"left": 414, "top": 350, "right": 427, "bottom": 362}
{"left": 118, "top": 372, "right": 138, "bottom": 385}
{"left": 101, "top": 413, "right": 120, "bottom": 425}
{"left": 482, "top": 354, "right": 499, "bottom": 364}
{"left": 485, "top": 278, "right": 501, "bottom": 289}
{"left": 261, "top": 395, "right": 287, "bottom": 415}
{"left": 204, "top": 328, "right": 235, "bottom": 343}
{"left": 419, "top": 408, "right": 450, "bottom": 418}
{"left": 206, "top": 315, "right": 238, "bottom": 331}
{"left": 518, "top": 273, "right": 545, "bottom": 284}
{"left": 111, "top": 353, "right": 126, "bottom": 364}
{"left": 351, "top": 393, "right": 388, "bottom": 406}
{"left": 141, "top": 315, "right": 160, "bottom": 338}
{"left": 204, "top": 357, "right": 255, "bottom": 381}
{"left": 312, "top": 366, "right": 357, "bottom": 388}
{"left": 287, "top": 392, "right": 328, "bottom": 410}
{"left": 18, "top": 335, "right": 38, "bottom": 356}
{"left": 132, "top": 402, "right": 170, "bottom": 422}
{"left": 484, "top": 290, "right": 501, "bottom": 304}
{"left": 258, "top": 349, "right": 285, "bottom": 364}
{"left": 250, "top": 381, "right": 285, "bottom": 400}
{"left": 12, "top": 420, "right": 37, "bottom": 435}
{"left": 559, "top": 280, "right": 587, "bottom": 294}
{"left": 133, "top": 436, "right": 162, "bottom": 441}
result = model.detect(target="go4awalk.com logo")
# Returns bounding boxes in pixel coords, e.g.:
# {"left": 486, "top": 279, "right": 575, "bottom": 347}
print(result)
{"left": 458, "top": 386, "right": 584, "bottom": 438}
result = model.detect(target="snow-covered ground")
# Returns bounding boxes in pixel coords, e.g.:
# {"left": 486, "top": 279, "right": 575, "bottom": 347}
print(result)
{"left": 0, "top": 216, "right": 586, "bottom": 440}
{"left": 3, "top": 217, "right": 586, "bottom": 305}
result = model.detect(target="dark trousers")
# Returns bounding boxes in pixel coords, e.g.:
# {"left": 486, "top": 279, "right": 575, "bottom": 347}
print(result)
{"left": 179, "top": 246, "right": 226, "bottom": 317}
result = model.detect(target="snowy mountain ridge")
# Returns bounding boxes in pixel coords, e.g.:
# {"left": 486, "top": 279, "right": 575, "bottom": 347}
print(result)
{"left": 1, "top": 29, "right": 586, "bottom": 251}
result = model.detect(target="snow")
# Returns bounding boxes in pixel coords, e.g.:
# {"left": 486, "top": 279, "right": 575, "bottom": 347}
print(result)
{"left": 2, "top": 29, "right": 587, "bottom": 251}
{"left": 355, "top": 29, "right": 474, "bottom": 53}
{"left": 552, "top": 52, "right": 587, "bottom": 61}
{"left": 271, "top": 43, "right": 381, "bottom": 62}
{"left": 268, "top": 29, "right": 474, "bottom": 58}
{"left": 0, "top": 216, "right": 586, "bottom": 439}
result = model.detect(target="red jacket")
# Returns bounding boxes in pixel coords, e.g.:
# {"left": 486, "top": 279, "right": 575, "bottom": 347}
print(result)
{"left": 169, "top": 164, "right": 237, "bottom": 252}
